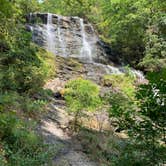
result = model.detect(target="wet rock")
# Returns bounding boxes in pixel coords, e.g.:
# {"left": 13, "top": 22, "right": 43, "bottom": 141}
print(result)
{"left": 54, "top": 92, "right": 63, "bottom": 99}
{"left": 27, "top": 13, "right": 110, "bottom": 63}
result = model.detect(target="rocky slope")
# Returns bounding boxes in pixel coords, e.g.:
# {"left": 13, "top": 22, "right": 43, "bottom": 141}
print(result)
{"left": 26, "top": 13, "right": 113, "bottom": 63}
{"left": 38, "top": 96, "right": 98, "bottom": 166}
{"left": 28, "top": 13, "right": 145, "bottom": 165}
{"left": 36, "top": 56, "right": 118, "bottom": 165}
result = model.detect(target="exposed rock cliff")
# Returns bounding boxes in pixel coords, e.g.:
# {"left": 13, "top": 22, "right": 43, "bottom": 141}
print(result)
{"left": 26, "top": 13, "right": 110, "bottom": 63}
{"left": 26, "top": 13, "right": 145, "bottom": 81}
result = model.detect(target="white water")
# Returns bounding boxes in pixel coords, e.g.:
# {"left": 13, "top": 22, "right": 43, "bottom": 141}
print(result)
{"left": 92, "top": 62, "right": 144, "bottom": 80}
{"left": 46, "top": 13, "right": 56, "bottom": 54}
{"left": 28, "top": 13, "right": 35, "bottom": 41}
{"left": 57, "top": 16, "right": 66, "bottom": 57}
{"left": 29, "top": 13, "right": 145, "bottom": 81}
{"left": 29, "top": 13, "right": 32, "bottom": 23}
{"left": 80, "top": 18, "right": 93, "bottom": 62}
{"left": 106, "top": 65, "right": 122, "bottom": 74}
{"left": 131, "top": 69, "right": 145, "bottom": 80}
{"left": 107, "top": 65, "right": 144, "bottom": 80}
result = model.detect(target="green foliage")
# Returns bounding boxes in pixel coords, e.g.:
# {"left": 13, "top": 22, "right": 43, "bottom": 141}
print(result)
{"left": 101, "top": 0, "right": 147, "bottom": 63}
{"left": 16, "top": 0, "right": 40, "bottom": 16}
{"left": 0, "top": 92, "right": 20, "bottom": 112}
{"left": 0, "top": 37, "right": 55, "bottom": 93}
{"left": 0, "top": 1, "right": 56, "bottom": 164}
{"left": 40, "top": 0, "right": 96, "bottom": 17}
{"left": 64, "top": 78, "right": 102, "bottom": 130}
{"left": 99, "top": 0, "right": 165, "bottom": 70}
{"left": 139, "top": 28, "right": 166, "bottom": 71}
{"left": 0, "top": 90, "right": 57, "bottom": 165}
{"left": 108, "top": 91, "right": 136, "bottom": 133}
{"left": 108, "top": 69, "right": 166, "bottom": 165}
{"left": 0, "top": 113, "right": 55, "bottom": 166}
{"left": 22, "top": 98, "right": 47, "bottom": 116}
{"left": 102, "top": 73, "right": 136, "bottom": 99}
{"left": 65, "top": 78, "right": 102, "bottom": 112}
{"left": 0, "top": 91, "right": 49, "bottom": 117}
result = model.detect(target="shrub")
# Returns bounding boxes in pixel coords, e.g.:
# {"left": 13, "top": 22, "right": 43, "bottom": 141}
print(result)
{"left": 0, "top": 29, "right": 55, "bottom": 94}
{"left": 102, "top": 74, "right": 136, "bottom": 99}
{"left": 0, "top": 113, "right": 55, "bottom": 166}
{"left": 64, "top": 78, "right": 102, "bottom": 130}
{"left": 108, "top": 69, "right": 166, "bottom": 165}
{"left": 0, "top": 91, "right": 48, "bottom": 117}
{"left": 22, "top": 98, "right": 47, "bottom": 116}
{"left": 0, "top": 92, "right": 21, "bottom": 112}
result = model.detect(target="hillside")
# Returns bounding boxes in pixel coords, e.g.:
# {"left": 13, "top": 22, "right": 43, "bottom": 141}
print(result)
{"left": 0, "top": 0, "right": 165, "bottom": 166}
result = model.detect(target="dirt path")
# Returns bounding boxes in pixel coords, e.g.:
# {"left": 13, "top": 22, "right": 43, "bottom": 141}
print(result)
{"left": 38, "top": 57, "right": 114, "bottom": 165}
{"left": 38, "top": 97, "right": 98, "bottom": 166}
{"left": 37, "top": 56, "right": 144, "bottom": 165}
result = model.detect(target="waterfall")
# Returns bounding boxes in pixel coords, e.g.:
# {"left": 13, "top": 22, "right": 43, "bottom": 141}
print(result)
{"left": 28, "top": 13, "right": 145, "bottom": 82}
{"left": 57, "top": 16, "right": 66, "bottom": 57}
{"left": 29, "top": 13, "right": 32, "bottom": 23}
{"left": 80, "top": 18, "right": 93, "bottom": 62}
{"left": 46, "top": 13, "right": 56, "bottom": 54}
{"left": 28, "top": 13, "right": 35, "bottom": 42}
{"left": 47, "top": 13, "right": 52, "bottom": 24}
{"left": 130, "top": 69, "right": 144, "bottom": 80}
{"left": 106, "top": 65, "right": 122, "bottom": 74}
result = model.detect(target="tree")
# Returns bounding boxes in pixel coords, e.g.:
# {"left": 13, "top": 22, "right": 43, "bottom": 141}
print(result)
{"left": 64, "top": 78, "right": 102, "bottom": 131}
{"left": 0, "top": 1, "right": 56, "bottom": 165}
{"left": 37, "top": 0, "right": 166, "bottom": 71}
{"left": 108, "top": 69, "right": 166, "bottom": 165}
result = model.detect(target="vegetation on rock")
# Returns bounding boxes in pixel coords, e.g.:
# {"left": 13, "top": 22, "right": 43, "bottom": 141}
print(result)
{"left": 40, "top": 0, "right": 166, "bottom": 71}
{"left": 102, "top": 73, "right": 136, "bottom": 99}
{"left": 0, "top": 0, "right": 165, "bottom": 165}
{"left": 64, "top": 78, "right": 102, "bottom": 131}
{"left": 0, "top": 1, "right": 56, "bottom": 165}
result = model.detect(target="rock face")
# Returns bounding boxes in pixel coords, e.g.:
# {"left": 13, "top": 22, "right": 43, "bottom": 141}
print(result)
{"left": 27, "top": 13, "right": 109, "bottom": 63}
{"left": 26, "top": 13, "right": 145, "bottom": 81}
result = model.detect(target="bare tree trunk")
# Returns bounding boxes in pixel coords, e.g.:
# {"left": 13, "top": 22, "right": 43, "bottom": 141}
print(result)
{"left": 74, "top": 111, "right": 79, "bottom": 132}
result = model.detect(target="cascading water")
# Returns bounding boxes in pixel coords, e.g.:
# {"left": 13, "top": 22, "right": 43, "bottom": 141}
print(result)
{"left": 80, "top": 18, "right": 93, "bottom": 62}
{"left": 29, "top": 13, "right": 32, "bottom": 23}
{"left": 28, "top": 13, "right": 97, "bottom": 61}
{"left": 46, "top": 13, "right": 56, "bottom": 54}
{"left": 57, "top": 16, "right": 66, "bottom": 57}
{"left": 28, "top": 13, "right": 35, "bottom": 42}
{"left": 130, "top": 69, "right": 145, "bottom": 81}
{"left": 106, "top": 65, "right": 122, "bottom": 74}
{"left": 28, "top": 13, "right": 145, "bottom": 81}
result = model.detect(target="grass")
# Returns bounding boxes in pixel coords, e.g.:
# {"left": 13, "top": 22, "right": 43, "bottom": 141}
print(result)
{"left": 102, "top": 74, "right": 136, "bottom": 99}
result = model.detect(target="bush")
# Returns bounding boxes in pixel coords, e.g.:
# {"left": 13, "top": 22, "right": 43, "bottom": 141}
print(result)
{"left": 64, "top": 78, "right": 102, "bottom": 130}
{"left": 0, "top": 91, "right": 49, "bottom": 117}
{"left": 22, "top": 97, "right": 47, "bottom": 116}
{"left": 0, "top": 92, "right": 21, "bottom": 112}
{"left": 0, "top": 2, "right": 57, "bottom": 165}
{"left": 108, "top": 69, "right": 166, "bottom": 165}
{"left": 102, "top": 73, "right": 136, "bottom": 99}
{"left": 0, "top": 113, "right": 55, "bottom": 166}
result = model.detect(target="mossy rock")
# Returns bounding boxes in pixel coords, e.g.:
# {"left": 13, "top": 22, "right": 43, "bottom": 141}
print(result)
{"left": 66, "top": 58, "right": 83, "bottom": 71}
{"left": 101, "top": 74, "right": 136, "bottom": 98}
{"left": 55, "top": 56, "right": 83, "bottom": 72}
{"left": 100, "top": 75, "right": 113, "bottom": 87}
